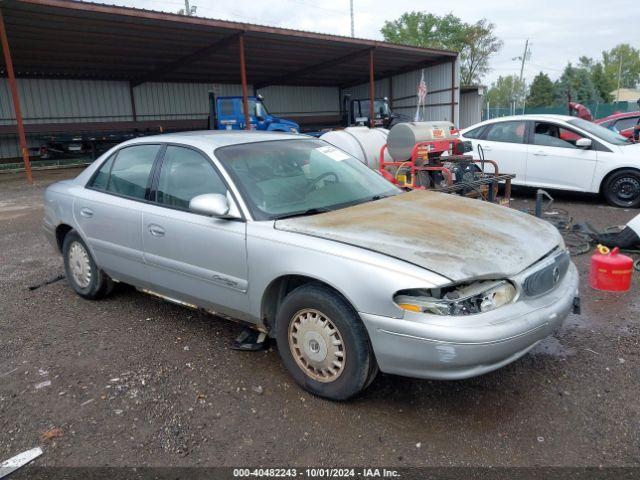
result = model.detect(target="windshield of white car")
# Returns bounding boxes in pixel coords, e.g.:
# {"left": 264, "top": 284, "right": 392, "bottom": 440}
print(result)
{"left": 215, "top": 139, "right": 401, "bottom": 220}
{"left": 567, "top": 118, "right": 629, "bottom": 145}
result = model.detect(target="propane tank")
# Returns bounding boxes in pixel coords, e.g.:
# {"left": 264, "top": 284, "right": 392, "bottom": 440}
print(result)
{"left": 387, "top": 121, "right": 456, "bottom": 161}
{"left": 589, "top": 245, "right": 634, "bottom": 292}
{"left": 320, "top": 127, "right": 392, "bottom": 169}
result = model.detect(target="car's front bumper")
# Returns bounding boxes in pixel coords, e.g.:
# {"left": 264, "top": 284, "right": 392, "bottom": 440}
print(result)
{"left": 360, "top": 263, "right": 579, "bottom": 380}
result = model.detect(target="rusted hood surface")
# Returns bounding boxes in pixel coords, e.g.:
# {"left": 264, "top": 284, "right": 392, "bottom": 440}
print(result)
{"left": 275, "top": 190, "right": 560, "bottom": 282}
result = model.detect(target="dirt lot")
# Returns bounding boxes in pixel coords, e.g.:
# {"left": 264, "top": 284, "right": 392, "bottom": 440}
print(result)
{"left": 1, "top": 168, "right": 639, "bottom": 469}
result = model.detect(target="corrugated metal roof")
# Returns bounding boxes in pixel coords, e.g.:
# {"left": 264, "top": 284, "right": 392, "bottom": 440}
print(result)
{"left": 0, "top": 0, "right": 457, "bottom": 87}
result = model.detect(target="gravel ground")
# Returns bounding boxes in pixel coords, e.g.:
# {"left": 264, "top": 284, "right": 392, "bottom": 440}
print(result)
{"left": 0, "top": 167, "right": 639, "bottom": 468}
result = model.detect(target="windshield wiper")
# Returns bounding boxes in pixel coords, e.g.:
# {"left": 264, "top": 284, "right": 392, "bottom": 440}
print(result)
{"left": 273, "top": 207, "right": 331, "bottom": 220}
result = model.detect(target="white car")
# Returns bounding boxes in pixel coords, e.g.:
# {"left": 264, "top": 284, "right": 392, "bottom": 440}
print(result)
{"left": 460, "top": 114, "right": 640, "bottom": 208}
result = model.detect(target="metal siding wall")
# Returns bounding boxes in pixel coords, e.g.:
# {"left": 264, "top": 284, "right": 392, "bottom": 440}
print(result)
{"left": 459, "top": 91, "right": 483, "bottom": 129}
{"left": 256, "top": 85, "right": 339, "bottom": 117}
{"left": 0, "top": 78, "right": 132, "bottom": 125}
{"left": 341, "top": 79, "right": 390, "bottom": 100}
{"left": 133, "top": 82, "right": 244, "bottom": 121}
{"left": 391, "top": 61, "right": 459, "bottom": 124}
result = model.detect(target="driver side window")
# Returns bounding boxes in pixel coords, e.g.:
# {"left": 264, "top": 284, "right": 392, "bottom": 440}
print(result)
{"left": 533, "top": 122, "right": 583, "bottom": 149}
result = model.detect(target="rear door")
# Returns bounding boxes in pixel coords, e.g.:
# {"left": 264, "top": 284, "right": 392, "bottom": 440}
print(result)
{"left": 473, "top": 120, "right": 529, "bottom": 183}
{"left": 525, "top": 121, "right": 598, "bottom": 191}
{"left": 74, "top": 143, "right": 161, "bottom": 284}
{"left": 141, "top": 144, "right": 250, "bottom": 318}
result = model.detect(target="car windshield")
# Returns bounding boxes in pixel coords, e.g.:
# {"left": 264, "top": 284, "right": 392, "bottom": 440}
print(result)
{"left": 215, "top": 138, "right": 400, "bottom": 220}
{"left": 568, "top": 118, "right": 629, "bottom": 145}
{"left": 249, "top": 99, "right": 269, "bottom": 118}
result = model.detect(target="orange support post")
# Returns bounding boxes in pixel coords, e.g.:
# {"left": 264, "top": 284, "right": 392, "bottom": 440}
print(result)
{"left": 0, "top": 9, "right": 32, "bottom": 183}
{"left": 239, "top": 33, "right": 251, "bottom": 131}
{"left": 369, "top": 49, "right": 375, "bottom": 128}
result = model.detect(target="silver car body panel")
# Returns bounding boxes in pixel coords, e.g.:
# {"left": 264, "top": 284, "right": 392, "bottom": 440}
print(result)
{"left": 43, "top": 131, "right": 578, "bottom": 381}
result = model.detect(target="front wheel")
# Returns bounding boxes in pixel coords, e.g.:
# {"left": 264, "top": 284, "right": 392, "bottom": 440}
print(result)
{"left": 602, "top": 169, "right": 640, "bottom": 208}
{"left": 275, "top": 284, "right": 377, "bottom": 401}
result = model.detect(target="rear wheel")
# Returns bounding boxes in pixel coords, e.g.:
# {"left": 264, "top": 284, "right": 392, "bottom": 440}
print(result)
{"left": 62, "top": 231, "right": 113, "bottom": 299}
{"left": 603, "top": 169, "right": 640, "bottom": 208}
{"left": 275, "top": 284, "right": 377, "bottom": 401}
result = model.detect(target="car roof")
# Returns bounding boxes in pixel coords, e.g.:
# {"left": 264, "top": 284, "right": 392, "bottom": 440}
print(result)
{"left": 118, "top": 130, "right": 305, "bottom": 151}
{"left": 461, "top": 114, "right": 578, "bottom": 130}
{"left": 596, "top": 111, "right": 640, "bottom": 122}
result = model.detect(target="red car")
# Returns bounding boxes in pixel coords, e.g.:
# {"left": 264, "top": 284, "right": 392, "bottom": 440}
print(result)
{"left": 596, "top": 111, "right": 640, "bottom": 139}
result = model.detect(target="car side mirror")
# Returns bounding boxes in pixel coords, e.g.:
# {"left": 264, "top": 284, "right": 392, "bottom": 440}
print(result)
{"left": 189, "top": 193, "right": 230, "bottom": 217}
{"left": 576, "top": 138, "right": 592, "bottom": 149}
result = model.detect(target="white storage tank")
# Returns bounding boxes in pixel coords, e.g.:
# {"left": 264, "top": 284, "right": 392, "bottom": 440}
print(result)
{"left": 387, "top": 121, "right": 456, "bottom": 161}
{"left": 320, "top": 127, "right": 392, "bottom": 170}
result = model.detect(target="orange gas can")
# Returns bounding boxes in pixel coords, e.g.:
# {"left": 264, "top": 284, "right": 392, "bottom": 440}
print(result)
{"left": 589, "top": 245, "right": 633, "bottom": 292}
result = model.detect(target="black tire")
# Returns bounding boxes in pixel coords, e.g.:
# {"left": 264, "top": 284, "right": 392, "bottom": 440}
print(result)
{"left": 274, "top": 284, "right": 377, "bottom": 401}
{"left": 602, "top": 169, "right": 640, "bottom": 208}
{"left": 62, "top": 230, "right": 113, "bottom": 300}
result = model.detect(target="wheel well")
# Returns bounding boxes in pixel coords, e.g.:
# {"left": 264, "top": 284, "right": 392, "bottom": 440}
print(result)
{"left": 600, "top": 167, "right": 640, "bottom": 193}
{"left": 55, "top": 224, "right": 73, "bottom": 252}
{"left": 260, "top": 275, "right": 348, "bottom": 333}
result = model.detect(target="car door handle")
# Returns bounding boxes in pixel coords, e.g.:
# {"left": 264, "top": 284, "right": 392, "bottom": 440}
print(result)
{"left": 148, "top": 224, "right": 165, "bottom": 237}
{"left": 533, "top": 151, "right": 548, "bottom": 156}
{"left": 480, "top": 145, "right": 491, "bottom": 151}
{"left": 79, "top": 207, "right": 93, "bottom": 218}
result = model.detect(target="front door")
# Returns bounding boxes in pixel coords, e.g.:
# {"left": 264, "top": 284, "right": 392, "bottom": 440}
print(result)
{"left": 74, "top": 143, "right": 161, "bottom": 284}
{"left": 525, "top": 121, "right": 598, "bottom": 191}
{"left": 141, "top": 145, "right": 249, "bottom": 319}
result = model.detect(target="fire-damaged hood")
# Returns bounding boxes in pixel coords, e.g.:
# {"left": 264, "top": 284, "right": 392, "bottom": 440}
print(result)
{"left": 275, "top": 190, "right": 561, "bottom": 282}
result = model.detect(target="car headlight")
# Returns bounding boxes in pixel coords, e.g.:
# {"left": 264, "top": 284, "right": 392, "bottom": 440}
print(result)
{"left": 394, "top": 280, "right": 516, "bottom": 316}
{"left": 290, "top": 127, "right": 299, "bottom": 134}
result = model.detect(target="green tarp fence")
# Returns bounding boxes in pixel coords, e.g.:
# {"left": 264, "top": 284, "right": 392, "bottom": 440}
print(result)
{"left": 484, "top": 101, "right": 636, "bottom": 121}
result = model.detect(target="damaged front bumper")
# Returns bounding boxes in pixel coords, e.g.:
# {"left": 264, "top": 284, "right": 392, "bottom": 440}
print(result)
{"left": 361, "top": 263, "right": 579, "bottom": 380}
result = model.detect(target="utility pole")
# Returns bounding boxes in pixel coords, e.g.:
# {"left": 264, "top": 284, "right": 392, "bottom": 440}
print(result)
{"left": 179, "top": 0, "right": 196, "bottom": 16}
{"left": 510, "top": 39, "right": 530, "bottom": 114}
{"left": 350, "top": 0, "right": 354, "bottom": 37}
{"left": 615, "top": 55, "right": 623, "bottom": 103}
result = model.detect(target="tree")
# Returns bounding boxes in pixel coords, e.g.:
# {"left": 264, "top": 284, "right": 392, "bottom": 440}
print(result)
{"left": 380, "top": 12, "right": 502, "bottom": 85}
{"left": 602, "top": 44, "right": 640, "bottom": 92}
{"left": 591, "top": 63, "right": 614, "bottom": 103}
{"left": 553, "top": 63, "right": 601, "bottom": 104}
{"left": 526, "top": 72, "right": 555, "bottom": 107}
{"left": 485, "top": 75, "right": 526, "bottom": 107}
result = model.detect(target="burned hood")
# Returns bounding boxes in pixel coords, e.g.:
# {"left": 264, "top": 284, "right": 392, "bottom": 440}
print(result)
{"left": 275, "top": 190, "right": 561, "bottom": 282}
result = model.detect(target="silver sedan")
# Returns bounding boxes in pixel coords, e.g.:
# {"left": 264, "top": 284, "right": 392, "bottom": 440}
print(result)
{"left": 43, "top": 131, "right": 579, "bottom": 400}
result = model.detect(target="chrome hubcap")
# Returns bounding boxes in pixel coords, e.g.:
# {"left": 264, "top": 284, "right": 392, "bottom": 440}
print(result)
{"left": 68, "top": 241, "right": 92, "bottom": 288}
{"left": 288, "top": 308, "right": 345, "bottom": 383}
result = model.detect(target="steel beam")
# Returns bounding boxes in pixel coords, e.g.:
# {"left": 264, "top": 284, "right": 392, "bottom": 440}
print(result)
{"left": 130, "top": 32, "right": 241, "bottom": 87}
{"left": 450, "top": 59, "right": 456, "bottom": 124}
{"left": 239, "top": 33, "right": 251, "bottom": 131}
{"left": 369, "top": 49, "right": 375, "bottom": 128}
{"left": 0, "top": 9, "right": 32, "bottom": 183}
{"left": 254, "top": 47, "right": 372, "bottom": 89}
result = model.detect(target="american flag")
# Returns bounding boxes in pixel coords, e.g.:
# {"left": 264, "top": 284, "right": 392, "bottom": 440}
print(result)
{"left": 414, "top": 70, "right": 427, "bottom": 121}
{"left": 417, "top": 71, "right": 427, "bottom": 103}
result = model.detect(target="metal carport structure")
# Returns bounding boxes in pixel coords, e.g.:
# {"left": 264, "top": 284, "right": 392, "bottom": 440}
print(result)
{"left": 0, "top": 0, "right": 459, "bottom": 182}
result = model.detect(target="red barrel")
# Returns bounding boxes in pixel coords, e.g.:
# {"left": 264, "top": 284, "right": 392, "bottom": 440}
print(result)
{"left": 589, "top": 245, "right": 634, "bottom": 292}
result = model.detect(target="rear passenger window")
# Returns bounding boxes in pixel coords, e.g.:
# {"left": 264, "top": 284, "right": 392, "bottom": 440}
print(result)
{"left": 105, "top": 145, "right": 160, "bottom": 200}
{"left": 462, "top": 125, "right": 485, "bottom": 139}
{"left": 156, "top": 146, "right": 227, "bottom": 210}
{"left": 485, "top": 121, "right": 526, "bottom": 144}
{"left": 89, "top": 155, "right": 115, "bottom": 190}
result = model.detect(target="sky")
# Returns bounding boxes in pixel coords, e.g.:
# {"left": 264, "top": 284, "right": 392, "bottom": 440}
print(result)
{"left": 109, "top": 0, "right": 639, "bottom": 87}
